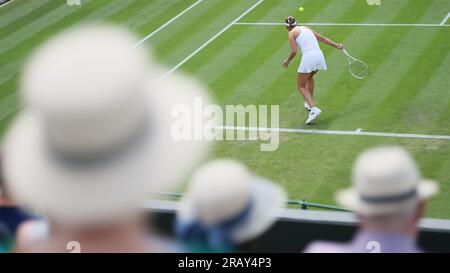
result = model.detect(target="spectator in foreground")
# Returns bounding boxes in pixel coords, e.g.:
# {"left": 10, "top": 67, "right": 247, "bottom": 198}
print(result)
{"left": 175, "top": 159, "right": 287, "bottom": 252}
{"left": 0, "top": 153, "right": 39, "bottom": 252}
{"left": 305, "top": 146, "right": 439, "bottom": 253}
{"left": 2, "top": 25, "right": 211, "bottom": 252}
{"left": 0, "top": 223, "right": 9, "bottom": 252}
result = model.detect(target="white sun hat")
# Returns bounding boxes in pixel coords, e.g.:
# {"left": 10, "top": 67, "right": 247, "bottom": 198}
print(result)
{"left": 2, "top": 25, "right": 211, "bottom": 225}
{"left": 337, "top": 146, "right": 438, "bottom": 215}
{"left": 176, "top": 159, "right": 287, "bottom": 245}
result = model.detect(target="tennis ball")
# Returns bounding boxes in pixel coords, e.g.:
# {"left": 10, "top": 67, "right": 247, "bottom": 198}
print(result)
{"left": 298, "top": 6, "right": 304, "bottom": 12}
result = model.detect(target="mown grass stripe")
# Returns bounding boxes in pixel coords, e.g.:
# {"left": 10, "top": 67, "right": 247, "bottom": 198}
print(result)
{"left": 0, "top": 0, "right": 61, "bottom": 39}
{"left": 434, "top": 98, "right": 450, "bottom": 134}
{"left": 0, "top": 56, "right": 23, "bottom": 85}
{"left": 162, "top": 0, "right": 265, "bottom": 79}
{"left": 133, "top": 0, "right": 203, "bottom": 48}
{"left": 0, "top": 1, "right": 79, "bottom": 56}
{"left": 185, "top": 26, "right": 269, "bottom": 83}
{"left": 106, "top": 0, "right": 162, "bottom": 23}
{"left": 0, "top": 74, "right": 17, "bottom": 100}
{"left": 409, "top": 137, "right": 449, "bottom": 218}
{"left": 80, "top": 0, "right": 139, "bottom": 22}
{"left": 367, "top": 29, "right": 449, "bottom": 131}
{"left": 0, "top": 0, "right": 137, "bottom": 83}
{"left": 0, "top": 0, "right": 202, "bottom": 126}
{"left": 187, "top": 0, "right": 312, "bottom": 86}
{"left": 301, "top": 0, "right": 362, "bottom": 23}
{"left": 0, "top": 92, "right": 17, "bottom": 120}
{"left": 132, "top": 0, "right": 188, "bottom": 27}
{"left": 203, "top": 28, "right": 287, "bottom": 103}
{"left": 0, "top": 0, "right": 48, "bottom": 28}
{"left": 326, "top": 29, "right": 440, "bottom": 131}
{"left": 152, "top": 0, "right": 243, "bottom": 65}
{"left": 0, "top": 0, "right": 112, "bottom": 96}
{"left": 132, "top": 0, "right": 197, "bottom": 33}
{"left": 0, "top": 0, "right": 133, "bottom": 111}
{"left": 0, "top": 92, "right": 18, "bottom": 138}
{"left": 415, "top": 56, "right": 450, "bottom": 136}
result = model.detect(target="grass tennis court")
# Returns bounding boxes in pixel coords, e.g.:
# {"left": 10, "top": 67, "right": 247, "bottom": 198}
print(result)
{"left": 0, "top": 0, "right": 449, "bottom": 218}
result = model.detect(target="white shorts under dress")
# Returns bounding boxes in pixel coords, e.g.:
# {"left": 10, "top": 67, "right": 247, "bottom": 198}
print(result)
{"left": 298, "top": 50, "right": 327, "bottom": 73}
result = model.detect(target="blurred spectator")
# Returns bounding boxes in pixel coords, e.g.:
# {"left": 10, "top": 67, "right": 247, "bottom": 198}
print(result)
{"left": 2, "top": 25, "right": 210, "bottom": 252}
{"left": 0, "top": 223, "right": 11, "bottom": 252}
{"left": 305, "top": 146, "right": 439, "bottom": 253}
{"left": 0, "top": 153, "right": 38, "bottom": 252}
{"left": 175, "top": 159, "right": 286, "bottom": 252}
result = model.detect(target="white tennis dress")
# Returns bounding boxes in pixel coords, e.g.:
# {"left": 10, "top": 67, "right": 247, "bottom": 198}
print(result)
{"left": 296, "top": 26, "right": 327, "bottom": 73}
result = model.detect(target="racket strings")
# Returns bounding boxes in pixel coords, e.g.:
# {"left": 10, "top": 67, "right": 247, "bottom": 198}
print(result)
{"left": 342, "top": 49, "right": 368, "bottom": 80}
{"left": 349, "top": 59, "right": 368, "bottom": 79}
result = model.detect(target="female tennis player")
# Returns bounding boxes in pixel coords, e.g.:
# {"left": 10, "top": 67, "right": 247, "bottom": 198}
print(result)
{"left": 282, "top": 16, "right": 343, "bottom": 124}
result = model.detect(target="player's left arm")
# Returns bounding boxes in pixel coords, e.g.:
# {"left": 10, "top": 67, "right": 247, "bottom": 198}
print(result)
{"left": 313, "top": 31, "right": 344, "bottom": 50}
{"left": 283, "top": 32, "right": 297, "bottom": 69}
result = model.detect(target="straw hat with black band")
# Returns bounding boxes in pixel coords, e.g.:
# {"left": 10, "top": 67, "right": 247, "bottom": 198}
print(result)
{"left": 2, "top": 25, "right": 211, "bottom": 225}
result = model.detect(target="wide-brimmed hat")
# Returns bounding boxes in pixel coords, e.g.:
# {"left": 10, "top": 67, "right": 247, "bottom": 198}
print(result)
{"left": 2, "top": 25, "right": 211, "bottom": 225}
{"left": 176, "top": 159, "right": 286, "bottom": 245}
{"left": 337, "top": 146, "right": 438, "bottom": 215}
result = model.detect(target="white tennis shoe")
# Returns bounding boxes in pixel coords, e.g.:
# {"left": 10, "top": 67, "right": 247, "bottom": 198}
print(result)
{"left": 304, "top": 102, "right": 311, "bottom": 111}
{"left": 305, "top": 107, "right": 321, "bottom": 124}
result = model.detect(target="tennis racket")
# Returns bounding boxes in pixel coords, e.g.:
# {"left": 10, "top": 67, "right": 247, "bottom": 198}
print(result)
{"left": 341, "top": 48, "right": 368, "bottom": 80}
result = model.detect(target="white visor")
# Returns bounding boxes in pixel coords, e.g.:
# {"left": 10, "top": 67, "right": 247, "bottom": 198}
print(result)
{"left": 285, "top": 21, "right": 297, "bottom": 27}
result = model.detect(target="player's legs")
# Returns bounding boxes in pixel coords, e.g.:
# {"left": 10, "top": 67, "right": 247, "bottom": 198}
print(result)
{"left": 297, "top": 73, "right": 315, "bottom": 108}
{"left": 307, "top": 71, "right": 317, "bottom": 98}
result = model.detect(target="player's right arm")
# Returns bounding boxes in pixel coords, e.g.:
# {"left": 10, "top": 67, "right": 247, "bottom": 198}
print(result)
{"left": 283, "top": 31, "right": 298, "bottom": 69}
{"left": 313, "top": 31, "right": 343, "bottom": 50}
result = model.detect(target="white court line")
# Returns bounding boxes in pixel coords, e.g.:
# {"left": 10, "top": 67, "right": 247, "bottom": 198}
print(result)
{"left": 441, "top": 12, "right": 450, "bottom": 25}
{"left": 133, "top": 0, "right": 204, "bottom": 48}
{"left": 215, "top": 125, "right": 450, "bottom": 140}
{"left": 0, "top": 0, "right": 16, "bottom": 8}
{"left": 160, "top": 0, "right": 264, "bottom": 80}
{"left": 234, "top": 22, "right": 450, "bottom": 27}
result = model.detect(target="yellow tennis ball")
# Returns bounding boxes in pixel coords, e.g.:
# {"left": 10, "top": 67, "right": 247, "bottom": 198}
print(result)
{"left": 298, "top": 6, "right": 304, "bottom": 12}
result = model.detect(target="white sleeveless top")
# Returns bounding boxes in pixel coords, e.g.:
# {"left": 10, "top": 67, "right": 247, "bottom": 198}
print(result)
{"left": 295, "top": 26, "right": 321, "bottom": 54}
